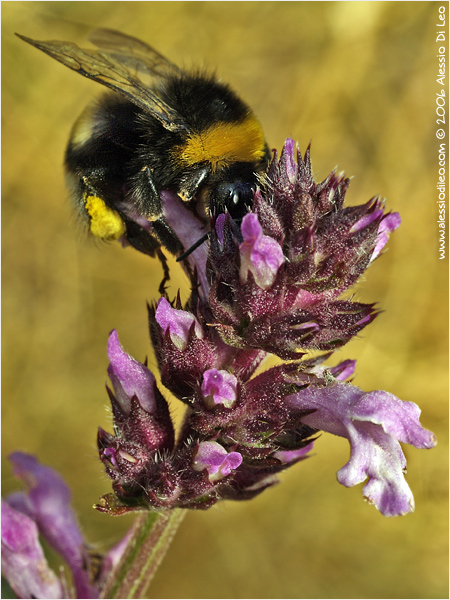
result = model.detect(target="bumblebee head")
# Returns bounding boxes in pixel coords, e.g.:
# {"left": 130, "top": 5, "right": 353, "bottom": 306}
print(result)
{"left": 208, "top": 162, "right": 259, "bottom": 220}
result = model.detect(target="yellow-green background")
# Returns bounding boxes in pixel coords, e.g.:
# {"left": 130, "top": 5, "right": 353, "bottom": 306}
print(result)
{"left": 2, "top": 2, "right": 448, "bottom": 598}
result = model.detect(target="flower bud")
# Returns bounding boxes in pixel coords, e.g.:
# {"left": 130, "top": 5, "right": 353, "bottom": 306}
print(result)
{"left": 98, "top": 332, "right": 174, "bottom": 498}
{"left": 155, "top": 297, "right": 203, "bottom": 351}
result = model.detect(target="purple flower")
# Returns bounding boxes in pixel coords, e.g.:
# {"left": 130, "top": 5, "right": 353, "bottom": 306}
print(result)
{"left": 371, "top": 211, "right": 402, "bottom": 262}
{"left": 329, "top": 358, "right": 356, "bottom": 381}
{"left": 160, "top": 189, "right": 210, "bottom": 298}
{"left": 98, "top": 331, "right": 174, "bottom": 500}
{"left": 201, "top": 368, "right": 238, "bottom": 408}
{"left": 239, "top": 213, "right": 285, "bottom": 290}
{"left": 285, "top": 383, "right": 436, "bottom": 516}
{"left": 2, "top": 453, "right": 136, "bottom": 598}
{"left": 193, "top": 442, "right": 243, "bottom": 481}
{"left": 273, "top": 442, "right": 315, "bottom": 464}
{"left": 2, "top": 453, "right": 102, "bottom": 598}
{"left": 107, "top": 328, "right": 160, "bottom": 415}
{"left": 155, "top": 296, "right": 203, "bottom": 350}
{"left": 205, "top": 144, "right": 398, "bottom": 359}
{"left": 2, "top": 500, "right": 63, "bottom": 599}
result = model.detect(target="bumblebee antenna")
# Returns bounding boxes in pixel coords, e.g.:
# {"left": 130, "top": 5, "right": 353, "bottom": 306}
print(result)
{"left": 176, "top": 232, "right": 210, "bottom": 262}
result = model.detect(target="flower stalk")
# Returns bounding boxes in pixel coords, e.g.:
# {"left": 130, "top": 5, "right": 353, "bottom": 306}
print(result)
{"left": 100, "top": 509, "right": 186, "bottom": 599}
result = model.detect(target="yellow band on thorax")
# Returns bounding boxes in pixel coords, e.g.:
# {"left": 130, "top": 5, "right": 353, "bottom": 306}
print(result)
{"left": 174, "top": 114, "right": 265, "bottom": 170}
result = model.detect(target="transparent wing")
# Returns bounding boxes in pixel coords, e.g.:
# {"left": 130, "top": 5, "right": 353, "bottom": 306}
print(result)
{"left": 88, "top": 28, "right": 181, "bottom": 80}
{"left": 16, "top": 32, "right": 187, "bottom": 133}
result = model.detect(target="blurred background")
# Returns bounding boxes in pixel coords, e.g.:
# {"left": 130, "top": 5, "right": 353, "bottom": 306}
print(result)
{"left": 2, "top": 2, "right": 448, "bottom": 598}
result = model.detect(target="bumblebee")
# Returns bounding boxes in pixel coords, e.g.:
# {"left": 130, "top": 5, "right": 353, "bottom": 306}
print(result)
{"left": 18, "top": 29, "right": 270, "bottom": 261}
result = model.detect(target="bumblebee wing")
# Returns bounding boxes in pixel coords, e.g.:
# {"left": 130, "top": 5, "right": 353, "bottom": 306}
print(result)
{"left": 88, "top": 28, "right": 181, "bottom": 79}
{"left": 16, "top": 33, "right": 187, "bottom": 133}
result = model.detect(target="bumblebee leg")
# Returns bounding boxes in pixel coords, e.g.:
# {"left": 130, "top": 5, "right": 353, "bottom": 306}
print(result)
{"left": 178, "top": 166, "right": 210, "bottom": 205}
{"left": 122, "top": 216, "right": 162, "bottom": 256}
{"left": 156, "top": 248, "right": 170, "bottom": 295}
{"left": 151, "top": 217, "right": 183, "bottom": 255}
{"left": 144, "top": 166, "right": 160, "bottom": 204}
{"left": 131, "top": 166, "right": 162, "bottom": 215}
{"left": 66, "top": 171, "right": 127, "bottom": 241}
{"left": 69, "top": 171, "right": 167, "bottom": 262}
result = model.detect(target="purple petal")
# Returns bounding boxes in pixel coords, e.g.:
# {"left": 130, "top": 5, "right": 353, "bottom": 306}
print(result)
{"left": 371, "top": 212, "right": 401, "bottom": 261}
{"left": 285, "top": 384, "right": 436, "bottom": 516}
{"left": 329, "top": 359, "right": 356, "bottom": 381}
{"left": 155, "top": 297, "right": 203, "bottom": 351}
{"left": 201, "top": 369, "right": 238, "bottom": 408}
{"left": 273, "top": 442, "right": 315, "bottom": 463}
{"left": 239, "top": 213, "right": 285, "bottom": 290}
{"left": 1, "top": 500, "right": 64, "bottom": 599}
{"left": 96, "top": 525, "right": 135, "bottom": 589}
{"left": 7, "top": 452, "right": 98, "bottom": 598}
{"left": 215, "top": 213, "right": 226, "bottom": 245}
{"left": 107, "top": 329, "right": 157, "bottom": 414}
{"left": 160, "top": 189, "right": 210, "bottom": 297}
{"left": 103, "top": 446, "right": 118, "bottom": 467}
{"left": 241, "top": 211, "right": 263, "bottom": 241}
{"left": 350, "top": 208, "right": 384, "bottom": 233}
{"left": 283, "top": 138, "right": 298, "bottom": 184}
{"left": 193, "top": 442, "right": 243, "bottom": 481}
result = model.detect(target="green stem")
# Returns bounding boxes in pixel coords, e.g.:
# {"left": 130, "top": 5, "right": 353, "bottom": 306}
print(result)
{"left": 101, "top": 508, "right": 186, "bottom": 599}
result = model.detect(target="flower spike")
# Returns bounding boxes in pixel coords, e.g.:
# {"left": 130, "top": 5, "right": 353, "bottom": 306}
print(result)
{"left": 92, "top": 139, "right": 435, "bottom": 516}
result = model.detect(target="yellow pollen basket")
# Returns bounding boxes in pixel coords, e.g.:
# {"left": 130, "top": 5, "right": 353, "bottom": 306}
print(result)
{"left": 176, "top": 115, "right": 266, "bottom": 170}
{"left": 84, "top": 195, "right": 126, "bottom": 240}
